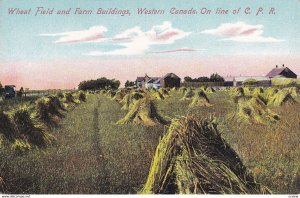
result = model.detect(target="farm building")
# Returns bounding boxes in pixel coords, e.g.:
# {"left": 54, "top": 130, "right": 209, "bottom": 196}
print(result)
{"left": 224, "top": 76, "right": 234, "bottom": 86}
{"left": 266, "top": 65, "right": 297, "bottom": 78}
{"left": 160, "top": 73, "right": 181, "bottom": 88}
{"left": 136, "top": 74, "right": 160, "bottom": 89}
{"left": 136, "top": 77, "right": 146, "bottom": 88}
{"left": 145, "top": 78, "right": 160, "bottom": 89}
{"left": 136, "top": 73, "right": 181, "bottom": 89}
{"left": 233, "top": 76, "right": 271, "bottom": 87}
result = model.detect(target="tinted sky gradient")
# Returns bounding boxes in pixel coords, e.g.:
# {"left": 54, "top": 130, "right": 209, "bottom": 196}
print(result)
{"left": 0, "top": 0, "right": 299, "bottom": 89}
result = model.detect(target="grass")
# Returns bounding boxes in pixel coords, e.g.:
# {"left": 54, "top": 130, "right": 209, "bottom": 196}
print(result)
{"left": 0, "top": 89, "right": 299, "bottom": 194}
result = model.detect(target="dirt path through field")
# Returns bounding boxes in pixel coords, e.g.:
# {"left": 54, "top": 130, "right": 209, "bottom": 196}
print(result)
{"left": 91, "top": 99, "right": 111, "bottom": 193}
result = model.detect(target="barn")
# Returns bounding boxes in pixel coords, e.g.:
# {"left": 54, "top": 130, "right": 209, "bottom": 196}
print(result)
{"left": 266, "top": 65, "right": 297, "bottom": 79}
{"left": 160, "top": 73, "right": 181, "bottom": 88}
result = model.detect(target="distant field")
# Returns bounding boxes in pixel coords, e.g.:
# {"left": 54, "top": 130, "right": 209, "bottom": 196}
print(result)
{"left": 272, "top": 78, "right": 300, "bottom": 86}
{"left": 0, "top": 87, "right": 299, "bottom": 194}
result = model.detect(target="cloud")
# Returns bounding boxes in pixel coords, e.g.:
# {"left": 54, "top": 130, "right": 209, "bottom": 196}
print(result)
{"left": 201, "top": 22, "right": 283, "bottom": 43}
{"left": 85, "top": 21, "right": 191, "bottom": 56}
{"left": 112, "top": 26, "right": 143, "bottom": 41}
{"left": 151, "top": 47, "right": 204, "bottom": 54}
{"left": 40, "top": 26, "right": 108, "bottom": 44}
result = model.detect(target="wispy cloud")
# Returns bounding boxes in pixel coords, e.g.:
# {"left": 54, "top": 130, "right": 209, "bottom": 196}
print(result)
{"left": 151, "top": 47, "right": 204, "bottom": 54}
{"left": 40, "top": 26, "right": 108, "bottom": 44}
{"left": 85, "top": 21, "right": 191, "bottom": 56}
{"left": 201, "top": 22, "right": 284, "bottom": 43}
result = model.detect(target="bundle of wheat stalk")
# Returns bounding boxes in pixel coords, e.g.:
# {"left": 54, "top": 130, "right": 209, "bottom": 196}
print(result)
{"left": 141, "top": 116, "right": 271, "bottom": 194}
{"left": 237, "top": 99, "right": 279, "bottom": 125}
{"left": 78, "top": 91, "right": 86, "bottom": 102}
{"left": 267, "top": 90, "right": 297, "bottom": 106}
{"left": 48, "top": 96, "right": 65, "bottom": 112}
{"left": 151, "top": 90, "right": 165, "bottom": 100}
{"left": 171, "top": 87, "right": 179, "bottom": 92}
{"left": 113, "top": 89, "right": 126, "bottom": 103}
{"left": 117, "top": 97, "right": 167, "bottom": 126}
{"left": 106, "top": 90, "right": 116, "bottom": 98}
{"left": 56, "top": 92, "right": 64, "bottom": 99}
{"left": 64, "top": 92, "right": 75, "bottom": 103}
{"left": 189, "top": 90, "right": 212, "bottom": 107}
{"left": 0, "top": 134, "right": 4, "bottom": 149}
{"left": 263, "top": 87, "right": 278, "bottom": 99}
{"left": 232, "top": 87, "right": 245, "bottom": 97}
{"left": 251, "top": 88, "right": 264, "bottom": 96}
{"left": 0, "top": 176, "right": 4, "bottom": 193}
{"left": 0, "top": 111, "right": 18, "bottom": 141}
{"left": 36, "top": 96, "right": 64, "bottom": 125}
{"left": 282, "top": 87, "right": 299, "bottom": 98}
{"left": 159, "top": 88, "right": 170, "bottom": 97}
{"left": 11, "top": 106, "right": 55, "bottom": 148}
{"left": 120, "top": 91, "right": 144, "bottom": 110}
{"left": 179, "top": 87, "right": 187, "bottom": 94}
{"left": 232, "top": 87, "right": 252, "bottom": 103}
{"left": 231, "top": 87, "right": 251, "bottom": 98}
{"left": 205, "top": 87, "right": 215, "bottom": 94}
{"left": 180, "top": 89, "right": 195, "bottom": 101}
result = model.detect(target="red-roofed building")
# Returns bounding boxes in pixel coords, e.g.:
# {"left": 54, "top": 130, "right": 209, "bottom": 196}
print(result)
{"left": 266, "top": 65, "right": 297, "bottom": 79}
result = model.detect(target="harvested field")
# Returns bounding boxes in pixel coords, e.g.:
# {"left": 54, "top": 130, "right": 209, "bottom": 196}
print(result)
{"left": 0, "top": 87, "right": 299, "bottom": 194}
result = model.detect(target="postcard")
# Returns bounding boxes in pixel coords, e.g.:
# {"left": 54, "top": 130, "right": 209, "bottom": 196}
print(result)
{"left": 0, "top": 0, "right": 299, "bottom": 196}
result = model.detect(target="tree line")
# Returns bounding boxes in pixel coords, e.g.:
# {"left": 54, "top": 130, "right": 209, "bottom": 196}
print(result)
{"left": 184, "top": 73, "right": 224, "bottom": 83}
{"left": 78, "top": 77, "right": 120, "bottom": 91}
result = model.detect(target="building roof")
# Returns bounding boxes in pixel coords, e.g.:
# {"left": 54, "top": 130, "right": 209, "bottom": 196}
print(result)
{"left": 136, "top": 77, "right": 145, "bottom": 82}
{"left": 234, "top": 76, "right": 271, "bottom": 82}
{"left": 266, "top": 66, "right": 297, "bottom": 78}
{"left": 138, "top": 73, "right": 180, "bottom": 82}
{"left": 137, "top": 76, "right": 160, "bottom": 82}
{"left": 153, "top": 79, "right": 161, "bottom": 84}
{"left": 161, "top": 73, "right": 180, "bottom": 79}
{"left": 146, "top": 79, "right": 155, "bottom": 83}
{"left": 146, "top": 77, "right": 161, "bottom": 83}
{"left": 266, "top": 67, "right": 286, "bottom": 78}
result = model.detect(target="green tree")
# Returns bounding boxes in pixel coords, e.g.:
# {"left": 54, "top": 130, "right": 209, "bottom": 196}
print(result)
{"left": 184, "top": 76, "right": 193, "bottom": 82}
{"left": 210, "top": 73, "right": 224, "bottom": 82}
{"left": 197, "top": 77, "right": 210, "bottom": 82}
{"left": 78, "top": 77, "right": 120, "bottom": 91}
{"left": 125, "top": 80, "right": 135, "bottom": 88}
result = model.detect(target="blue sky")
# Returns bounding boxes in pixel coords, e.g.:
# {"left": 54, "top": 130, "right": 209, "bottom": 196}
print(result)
{"left": 1, "top": 0, "right": 299, "bottom": 61}
{"left": 0, "top": 0, "right": 299, "bottom": 89}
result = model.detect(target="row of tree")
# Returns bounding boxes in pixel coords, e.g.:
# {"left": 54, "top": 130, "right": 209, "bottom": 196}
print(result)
{"left": 78, "top": 77, "right": 120, "bottom": 91}
{"left": 184, "top": 73, "right": 224, "bottom": 83}
{"left": 124, "top": 80, "right": 136, "bottom": 88}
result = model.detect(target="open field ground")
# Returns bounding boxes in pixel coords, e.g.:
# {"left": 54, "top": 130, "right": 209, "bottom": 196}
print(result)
{"left": 0, "top": 88, "right": 299, "bottom": 194}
